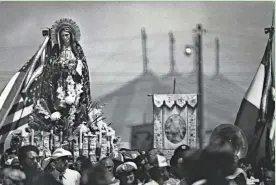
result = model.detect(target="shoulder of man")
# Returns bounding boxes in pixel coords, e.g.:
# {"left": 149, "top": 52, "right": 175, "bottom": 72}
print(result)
{"left": 32, "top": 172, "right": 61, "bottom": 185}
{"left": 165, "top": 177, "right": 180, "bottom": 185}
{"left": 66, "top": 169, "right": 81, "bottom": 177}
{"left": 66, "top": 168, "right": 79, "bottom": 173}
{"left": 144, "top": 180, "right": 159, "bottom": 185}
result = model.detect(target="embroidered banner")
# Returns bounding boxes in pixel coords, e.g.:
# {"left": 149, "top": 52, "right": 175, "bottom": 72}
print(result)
{"left": 152, "top": 94, "right": 197, "bottom": 150}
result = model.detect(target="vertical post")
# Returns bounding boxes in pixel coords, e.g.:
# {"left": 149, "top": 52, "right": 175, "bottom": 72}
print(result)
{"left": 215, "top": 37, "right": 220, "bottom": 77}
{"left": 169, "top": 32, "right": 175, "bottom": 74}
{"left": 143, "top": 113, "right": 146, "bottom": 124}
{"left": 193, "top": 24, "right": 206, "bottom": 148}
{"left": 192, "top": 35, "right": 198, "bottom": 72}
{"left": 173, "top": 78, "right": 176, "bottom": 94}
{"left": 141, "top": 28, "right": 148, "bottom": 74}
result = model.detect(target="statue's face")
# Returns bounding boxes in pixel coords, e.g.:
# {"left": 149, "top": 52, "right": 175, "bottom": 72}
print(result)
{"left": 61, "top": 30, "right": 70, "bottom": 45}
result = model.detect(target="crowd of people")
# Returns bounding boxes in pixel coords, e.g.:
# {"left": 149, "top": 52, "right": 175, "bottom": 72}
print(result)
{"left": 0, "top": 139, "right": 274, "bottom": 185}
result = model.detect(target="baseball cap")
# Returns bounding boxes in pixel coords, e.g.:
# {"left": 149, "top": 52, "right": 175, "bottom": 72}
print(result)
{"left": 148, "top": 154, "right": 169, "bottom": 168}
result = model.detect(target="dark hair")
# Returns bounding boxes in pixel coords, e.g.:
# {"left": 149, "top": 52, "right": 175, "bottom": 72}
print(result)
{"left": 238, "top": 158, "right": 251, "bottom": 167}
{"left": 18, "top": 145, "right": 39, "bottom": 164}
{"left": 148, "top": 166, "right": 169, "bottom": 182}
{"left": 170, "top": 155, "right": 178, "bottom": 167}
{"left": 173, "top": 144, "right": 191, "bottom": 157}
{"left": 76, "top": 156, "right": 92, "bottom": 171}
{"left": 199, "top": 141, "right": 236, "bottom": 183}
{"left": 134, "top": 154, "right": 148, "bottom": 167}
{"left": 148, "top": 167, "right": 162, "bottom": 181}
{"left": 255, "top": 157, "right": 274, "bottom": 181}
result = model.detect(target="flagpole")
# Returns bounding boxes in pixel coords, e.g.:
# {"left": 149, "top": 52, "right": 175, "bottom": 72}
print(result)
{"left": 193, "top": 24, "right": 206, "bottom": 149}
{"left": 247, "top": 10, "right": 275, "bottom": 162}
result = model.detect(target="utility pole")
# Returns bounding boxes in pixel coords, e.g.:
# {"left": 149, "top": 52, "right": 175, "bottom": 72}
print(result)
{"left": 173, "top": 78, "right": 176, "bottom": 94}
{"left": 141, "top": 28, "right": 148, "bottom": 74}
{"left": 215, "top": 37, "right": 220, "bottom": 77}
{"left": 193, "top": 24, "right": 206, "bottom": 149}
{"left": 169, "top": 31, "right": 175, "bottom": 74}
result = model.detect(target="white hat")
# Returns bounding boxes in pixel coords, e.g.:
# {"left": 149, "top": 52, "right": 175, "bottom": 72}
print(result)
{"left": 42, "top": 157, "right": 52, "bottom": 170}
{"left": 51, "top": 148, "right": 72, "bottom": 160}
{"left": 115, "top": 162, "right": 138, "bottom": 174}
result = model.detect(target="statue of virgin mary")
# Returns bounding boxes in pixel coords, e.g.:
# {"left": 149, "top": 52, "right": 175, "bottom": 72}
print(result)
{"left": 33, "top": 18, "right": 92, "bottom": 133}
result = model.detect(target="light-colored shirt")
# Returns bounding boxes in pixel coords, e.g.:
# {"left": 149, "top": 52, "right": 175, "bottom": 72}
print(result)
{"left": 144, "top": 180, "right": 160, "bottom": 185}
{"left": 59, "top": 168, "right": 81, "bottom": 185}
{"left": 164, "top": 177, "right": 181, "bottom": 185}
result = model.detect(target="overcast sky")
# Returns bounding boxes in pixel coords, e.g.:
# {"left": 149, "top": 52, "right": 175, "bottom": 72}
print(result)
{"left": 0, "top": 1, "right": 273, "bottom": 97}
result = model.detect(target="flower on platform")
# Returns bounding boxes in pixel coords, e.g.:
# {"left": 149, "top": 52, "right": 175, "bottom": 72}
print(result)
{"left": 97, "top": 120, "right": 108, "bottom": 131}
{"left": 76, "top": 84, "right": 83, "bottom": 94}
{"left": 65, "top": 96, "right": 76, "bottom": 105}
{"left": 35, "top": 100, "right": 51, "bottom": 119}
{"left": 68, "top": 85, "right": 75, "bottom": 92}
{"left": 57, "top": 86, "right": 66, "bottom": 106}
{"left": 68, "top": 105, "right": 77, "bottom": 124}
{"left": 66, "top": 75, "right": 75, "bottom": 84}
{"left": 50, "top": 112, "right": 61, "bottom": 121}
{"left": 78, "top": 123, "right": 89, "bottom": 133}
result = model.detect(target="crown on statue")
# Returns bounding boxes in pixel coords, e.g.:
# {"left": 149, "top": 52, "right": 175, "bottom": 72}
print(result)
{"left": 51, "top": 18, "right": 81, "bottom": 44}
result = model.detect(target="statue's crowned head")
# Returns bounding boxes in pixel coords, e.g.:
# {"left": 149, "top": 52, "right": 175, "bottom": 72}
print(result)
{"left": 59, "top": 26, "right": 73, "bottom": 46}
{"left": 51, "top": 18, "right": 81, "bottom": 48}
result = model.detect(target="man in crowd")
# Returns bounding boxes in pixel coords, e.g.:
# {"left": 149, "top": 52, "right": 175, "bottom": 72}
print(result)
{"left": 18, "top": 145, "right": 42, "bottom": 185}
{"left": 144, "top": 154, "right": 170, "bottom": 185}
{"left": 51, "top": 148, "right": 81, "bottom": 185}
{"left": 134, "top": 154, "right": 151, "bottom": 184}
{"left": 256, "top": 157, "right": 275, "bottom": 185}
{"left": 165, "top": 145, "right": 192, "bottom": 185}
{"left": 115, "top": 161, "right": 139, "bottom": 185}
{"left": 41, "top": 157, "right": 60, "bottom": 179}
{"left": 95, "top": 157, "right": 120, "bottom": 185}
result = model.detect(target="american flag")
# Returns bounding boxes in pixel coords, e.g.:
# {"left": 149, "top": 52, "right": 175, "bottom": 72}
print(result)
{"left": 0, "top": 36, "right": 50, "bottom": 152}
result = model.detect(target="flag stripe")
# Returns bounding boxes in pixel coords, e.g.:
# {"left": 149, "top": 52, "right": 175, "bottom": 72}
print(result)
{"left": 0, "top": 59, "right": 33, "bottom": 151}
{"left": 244, "top": 63, "right": 265, "bottom": 109}
{"left": 13, "top": 105, "right": 33, "bottom": 123}
{"left": 235, "top": 98, "right": 260, "bottom": 140}
{"left": 0, "top": 72, "right": 27, "bottom": 128}
{"left": 0, "top": 115, "right": 29, "bottom": 136}
{"left": 0, "top": 58, "right": 34, "bottom": 128}
{"left": 0, "top": 72, "right": 20, "bottom": 109}
{"left": 8, "top": 101, "right": 33, "bottom": 116}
